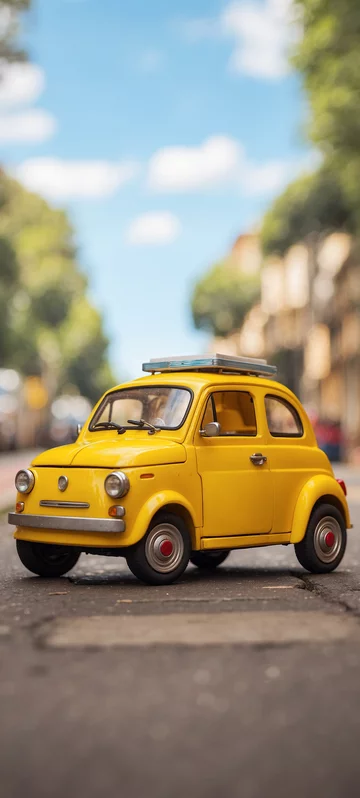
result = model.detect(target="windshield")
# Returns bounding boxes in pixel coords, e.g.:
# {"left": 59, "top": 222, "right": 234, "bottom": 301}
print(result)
{"left": 89, "top": 386, "right": 192, "bottom": 431}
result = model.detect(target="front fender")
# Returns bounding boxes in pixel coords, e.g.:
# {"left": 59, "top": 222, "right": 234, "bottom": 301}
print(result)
{"left": 290, "top": 475, "right": 351, "bottom": 544}
{"left": 130, "top": 490, "right": 199, "bottom": 548}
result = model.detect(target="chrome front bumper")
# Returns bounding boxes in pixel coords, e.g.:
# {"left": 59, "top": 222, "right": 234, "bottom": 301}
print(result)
{"left": 8, "top": 512, "right": 125, "bottom": 534}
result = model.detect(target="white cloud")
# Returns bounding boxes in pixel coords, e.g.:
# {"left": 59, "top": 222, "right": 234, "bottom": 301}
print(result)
{"left": 127, "top": 212, "right": 181, "bottom": 246}
{"left": 147, "top": 133, "right": 316, "bottom": 198}
{"left": 0, "top": 63, "right": 45, "bottom": 107}
{"left": 148, "top": 136, "right": 243, "bottom": 193}
{"left": 14, "top": 158, "right": 139, "bottom": 200}
{"left": 0, "top": 63, "right": 54, "bottom": 146}
{"left": 0, "top": 110, "right": 56, "bottom": 143}
{"left": 221, "top": 0, "right": 299, "bottom": 79}
{"left": 242, "top": 159, "right": 291, "bottom": 195}
{"left": 181, "top": 0, "right": 301, "bottom": 80}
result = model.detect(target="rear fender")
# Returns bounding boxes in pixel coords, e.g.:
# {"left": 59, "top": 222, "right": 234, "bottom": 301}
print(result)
{"left": 290, "top": 475, "right": 351, "bottom": 544}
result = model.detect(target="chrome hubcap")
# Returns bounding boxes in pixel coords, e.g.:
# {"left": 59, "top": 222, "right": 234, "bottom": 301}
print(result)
{"left": 314, "top": 517, "right": 343, "bottom": 563}
{"left": 145, "top": 523, "right": 184, "bottom": 573}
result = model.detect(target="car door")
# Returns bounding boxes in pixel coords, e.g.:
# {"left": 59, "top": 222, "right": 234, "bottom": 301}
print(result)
{"left": 195, "top": 388, "right": 273, "bottom": 538}
{"left": 263, "top": 392, "right": 310, "bottom": 534}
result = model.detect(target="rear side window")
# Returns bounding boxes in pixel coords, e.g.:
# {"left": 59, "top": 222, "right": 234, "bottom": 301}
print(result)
{"left": 202, "top": 391, "right": 257, "bottom": 436}
{"left": 265, "top": 395, "right": 303, "bottom": 437}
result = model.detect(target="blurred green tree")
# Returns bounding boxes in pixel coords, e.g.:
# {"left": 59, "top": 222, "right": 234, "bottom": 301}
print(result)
{"left": 0, "top": 1, "right": 116, "bottom": 403}
{"left": 0, "top": 173, "right": 115, "bottom": 402}
{"left": 261, "top": 166, "right": 355, "bottom": 256}
{"left": 294, "top": 0, "right": 360, "bottom": 217}
{"left": 191, "top": 259, "right": 260, "bottom": 337}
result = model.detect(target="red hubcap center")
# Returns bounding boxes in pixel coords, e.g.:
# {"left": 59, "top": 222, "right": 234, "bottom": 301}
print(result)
{"left": 160, "top": 540, "right": 173, "bottom": 557}
{"left": 324, "top": 531, "right": 335, "bottom": 548}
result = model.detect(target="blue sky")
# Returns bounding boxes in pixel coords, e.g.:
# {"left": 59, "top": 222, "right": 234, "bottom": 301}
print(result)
{"left": 0, "top": 0, "right": 310, "bottom": 380}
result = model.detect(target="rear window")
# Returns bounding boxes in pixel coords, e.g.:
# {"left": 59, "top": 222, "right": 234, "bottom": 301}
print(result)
{"left": 265, "top": 395, "right": 303, "bottom": 437}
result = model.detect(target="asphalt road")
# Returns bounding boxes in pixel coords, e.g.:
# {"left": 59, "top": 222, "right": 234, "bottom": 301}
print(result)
{"left": 1, "top": 463, "right": 360, "bottom": 798}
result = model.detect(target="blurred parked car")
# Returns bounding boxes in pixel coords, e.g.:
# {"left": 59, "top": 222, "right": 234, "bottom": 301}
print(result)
{"left": 313, "top": 418, "right": 344, "bottom": 462}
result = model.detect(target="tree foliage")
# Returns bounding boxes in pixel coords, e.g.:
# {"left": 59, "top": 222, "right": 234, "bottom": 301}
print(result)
{"left": 191, "top": 259, "right": 260, "bottom": 338}
{"left": 261, "top": 166, "right": 356, "bottom": 256}
{"left": 294, "top": 0, "right": 360, "bottom": 214}
{"left": 0, "top": 173, "right": 115, "bottom": 402}
{"left": 0, "top": 2, "right": 115, "bottom": 403}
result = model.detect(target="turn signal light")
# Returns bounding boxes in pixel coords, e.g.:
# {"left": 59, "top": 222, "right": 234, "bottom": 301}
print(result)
{"left": 337, "top": 479, "right": 347, "bottom": 496}
{"left": 16, "top": 502, "right": 24, "bottom": 513}
{"left": 108, "top": 505, "right": 126, "bottom": 518}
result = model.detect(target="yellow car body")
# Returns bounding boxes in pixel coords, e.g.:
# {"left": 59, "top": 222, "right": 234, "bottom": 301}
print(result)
{"left": 10, "top": 361, "right": 351, "bottom": 583}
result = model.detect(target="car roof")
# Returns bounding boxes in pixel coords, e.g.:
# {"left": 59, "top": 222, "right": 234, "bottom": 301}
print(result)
{"left": 107, "top": 371, "right": 301, "bottom": 403}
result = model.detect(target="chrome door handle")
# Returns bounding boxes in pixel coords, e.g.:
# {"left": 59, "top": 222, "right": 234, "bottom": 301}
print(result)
{"left": 250, "top": 453, "right": 267, "bottom": 466}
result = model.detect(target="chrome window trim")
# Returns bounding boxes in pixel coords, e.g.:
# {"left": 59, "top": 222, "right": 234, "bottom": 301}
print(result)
{"left": 8, "top": 512, "right": 125, "bottom": 534}
{"left": 39, "top": 500, "right": 90, "bottom": 509}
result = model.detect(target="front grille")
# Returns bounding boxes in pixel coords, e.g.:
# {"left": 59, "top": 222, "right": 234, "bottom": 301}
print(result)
{"left": 39, "top": 500, "right": 90, "bottom": 509}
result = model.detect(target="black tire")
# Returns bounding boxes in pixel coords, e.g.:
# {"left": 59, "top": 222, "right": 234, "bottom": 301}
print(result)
{"left": 126, "top": 512, "right": 191, "bottom": 585}
{"left": 294, "top": 503, "right": 347, "bottom": 574}
{"left": 190, "top": 550, "right": 230, "bottom": 570}
{"left": 16, "top": 540, "right": 80, "bottom": 577}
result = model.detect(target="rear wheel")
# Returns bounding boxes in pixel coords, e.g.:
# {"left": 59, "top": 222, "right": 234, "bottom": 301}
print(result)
{"left": 16, "top": 540, "right": 80, "bottom": 577}
{"left": 190, "top": 550, "right": 230, "bottom": 570}
{"left": 126, "top": 512, "right": 191, "bottom": 585}
{"left": 294, "top": 504, "right": 346, "bottom": 574}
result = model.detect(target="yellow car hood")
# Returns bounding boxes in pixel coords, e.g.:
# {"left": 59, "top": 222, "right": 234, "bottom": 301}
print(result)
{"left": 32, "top": 437, "right": 186, "bottom": 468}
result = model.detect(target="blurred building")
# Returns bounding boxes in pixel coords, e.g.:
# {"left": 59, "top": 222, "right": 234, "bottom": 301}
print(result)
{"left": 208, "top": 232, "right": 265, "bottom": 357}
{"left": 259, "top": 233, "right": 360, "bottom": 460}
{"left": 230, "top": 233, "right": 262, "bottom": 275}
{"left": 209, "top": 230, "right": 360, "bottom": 461}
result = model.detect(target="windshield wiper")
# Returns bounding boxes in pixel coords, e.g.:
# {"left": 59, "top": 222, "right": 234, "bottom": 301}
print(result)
{"left": 127, "top": 418, "right": 161, "bottom": 435}
{"left": 93, "top": 422, "right": 126, "bottom": 435}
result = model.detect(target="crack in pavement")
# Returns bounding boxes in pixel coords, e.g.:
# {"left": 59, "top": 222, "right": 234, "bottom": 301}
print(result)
{"left": 299, "top": 573, "right": 360, "bottom": 616}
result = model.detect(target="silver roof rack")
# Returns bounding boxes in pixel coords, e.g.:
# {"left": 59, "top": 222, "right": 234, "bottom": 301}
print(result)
{"left": 142, "top": 354, "right": 277, "bottom": 377}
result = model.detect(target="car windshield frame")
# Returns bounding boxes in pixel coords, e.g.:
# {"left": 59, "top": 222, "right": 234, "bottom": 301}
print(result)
{"left": 89, "top": 385, "right": 194, "bottom": 433}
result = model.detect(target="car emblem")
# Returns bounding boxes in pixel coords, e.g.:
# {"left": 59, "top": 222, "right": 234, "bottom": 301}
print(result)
{"left": 58, "top": 476, "right": 68, "bottom": 492}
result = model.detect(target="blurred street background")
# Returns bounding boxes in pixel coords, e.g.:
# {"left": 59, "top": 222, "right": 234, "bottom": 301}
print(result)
{"left": 0, "top": 0, "right": 359, "bottom": 462}
{"left": 2, "top": 1, "right": 360, "bottom": 796}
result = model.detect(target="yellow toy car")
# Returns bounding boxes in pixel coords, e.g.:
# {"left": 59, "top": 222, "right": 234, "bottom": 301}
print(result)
{"left": 9, "top": 354, "right": 351, "bottom": 585}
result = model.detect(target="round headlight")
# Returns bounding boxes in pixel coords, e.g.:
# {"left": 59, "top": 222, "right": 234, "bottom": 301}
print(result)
{"left": 15, "top": 469, "right": 35, "bottom": 494}
{"left": 104, "top": 471, "right": 130, "bottom": 499}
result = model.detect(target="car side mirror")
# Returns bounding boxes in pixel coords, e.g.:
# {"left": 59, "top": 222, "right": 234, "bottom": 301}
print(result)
{"left": 200, "top": 422, "right": 221, "bottom": 438}
{"left": 76, "top": 423, "right": 82, "bottom": 438}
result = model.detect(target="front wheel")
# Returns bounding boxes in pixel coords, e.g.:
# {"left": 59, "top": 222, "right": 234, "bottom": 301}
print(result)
{"left": 16, "top": 540, "right": 80, "bottom": 577}
{"left": 294, "top": 504, "right": 347, "bottom": 574}
{"left": 126, "top": 512, "right": 191, "bottom": 585}
{"left": 190, "top": 550, "right": 230, "bottom": 570}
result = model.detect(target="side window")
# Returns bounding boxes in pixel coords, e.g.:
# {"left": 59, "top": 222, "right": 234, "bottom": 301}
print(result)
{"left": 202, "top": 391, "right": 257, "bottom": 436}
{"left": 265, "top": 395, "right": 303, "bottom": 437}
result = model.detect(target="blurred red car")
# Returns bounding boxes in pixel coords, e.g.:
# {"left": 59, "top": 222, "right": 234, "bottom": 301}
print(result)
{"left": 313, "top": 418, "right": 344, "bottom": 462}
